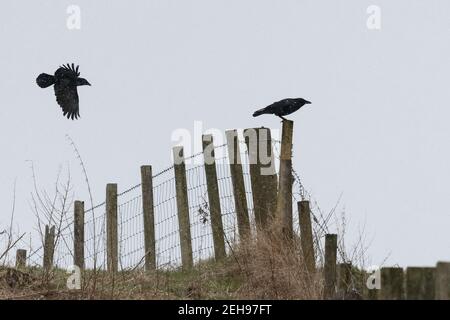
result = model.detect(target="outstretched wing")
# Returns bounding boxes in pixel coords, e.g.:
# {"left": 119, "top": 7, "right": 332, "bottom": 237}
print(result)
{"left": 53, "top": 63, "right": 81, "bottom": 120}
{"left": 55, "top": 63, "right": 80, "bottom": 78}
{"left": 54, "top": 79, "right": 80, "bottom": 120}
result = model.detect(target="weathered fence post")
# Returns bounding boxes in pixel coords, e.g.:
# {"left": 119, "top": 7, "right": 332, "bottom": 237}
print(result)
{"left": 337, "top": 262, "right": 352, "bottom": 298}
{"left": 406, "top": 267, "right": 435, "bottom": 300}
{"left": 324, "top": 233, "right": 337, "bottom": 299}
{"left": 106, "top": 183, "right": 118, "bottom": 273}
{"left": 380, "top": 267, "right": 405, "bottom": 300}
{"left": 173, "top": 146, "right": 193, "bottom": 270}
{"left": 276, "top": 120, "right": 294, "bottom": 239}
{"left": 298, "top": 201, "right": 315, "bottom": 274}
{"left": 202, "top": 135, "right": 226, "bottom": 261}
{"left": 74, "top": 200, "right": 85, "bottom": 270}
{"left": 435, "top": 262, "right": 450, "bottom": 299}
{"left": 43, "top": 225, "right": 55, "bottom": 271}
{"left": 244, "top": 127, "right": 278, "bottom": 229}
{"left": 141, "top": 165, "right": 156, "bottom": 271}
{"left": 225, "top": 130, "right": 250, "bottom": 239}
{"left": 15, "top": 249, "right": 27, "bottom": 269}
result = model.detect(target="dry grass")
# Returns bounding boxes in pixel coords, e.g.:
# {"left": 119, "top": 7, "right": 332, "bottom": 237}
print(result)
{"left": 229, "top": 227, "right": 323, "bottom": 299}
{"left": 0, "top": 222, "right": 329, "bottom": 300}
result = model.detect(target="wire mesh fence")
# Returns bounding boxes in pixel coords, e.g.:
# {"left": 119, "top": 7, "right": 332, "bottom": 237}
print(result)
{"left": 11, "top": 137, "right": 325, "bottom": 271}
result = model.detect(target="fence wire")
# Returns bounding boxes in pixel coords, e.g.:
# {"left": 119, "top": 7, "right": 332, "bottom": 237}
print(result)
{"left": 10, "top": 139, "right": 328, "bottom": 271}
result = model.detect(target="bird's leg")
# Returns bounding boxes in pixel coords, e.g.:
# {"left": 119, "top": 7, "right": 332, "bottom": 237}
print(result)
{"left": 278, "top": 115, "right": 288, "bottom": 121}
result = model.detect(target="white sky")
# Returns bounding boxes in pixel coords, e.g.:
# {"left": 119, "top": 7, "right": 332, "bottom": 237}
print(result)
{"left": 1, "top": 0, "right": 449, "bottom": 267}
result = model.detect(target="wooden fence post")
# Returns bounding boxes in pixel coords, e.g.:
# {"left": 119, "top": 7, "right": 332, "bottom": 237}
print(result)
{"left": 74, "top": 200, "right": 85, "bottom": 270}
{"left": 435, "top": 262, "right": 450, "bottom": 299}
{"left": 324, "top": 233, "right": 337, "bottom": 299}
{"left": 106, "top": 183, "right": 118, "bottom": 273}
{"left": 406, "top": 267, "right": 435, "bottom": 300}
{"left": 173, "top": 146, "right": 193, "bottom": 270}
{"left": 225, "top": 130, "right": 250, "bottom": 239}
{"left": 15, "top": 249, "right": 27, "bottom": 269}
{"left": 202, "top": 135, "right": 226, "bottom": 261}
{"left": 380, "top": 267, "right": 405, "bottom": 300}
{"left": 141, "top": 165, "right": 156, "bottom": 271}
{"left": 298, "top": 201, "right": 315, "bottom": 274}
{"left": 43, "top": 225, "right": 55, "bottom": 271}
{"left": 244, "top": 127, "right": 278, "bottom": 229}
{"left": 276, "top": 120, "right": 294, "bottom": 239}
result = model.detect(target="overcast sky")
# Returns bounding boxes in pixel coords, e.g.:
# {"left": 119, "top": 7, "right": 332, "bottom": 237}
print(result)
{"left": 1, "top": 0, "right": 449, "bottom": 267}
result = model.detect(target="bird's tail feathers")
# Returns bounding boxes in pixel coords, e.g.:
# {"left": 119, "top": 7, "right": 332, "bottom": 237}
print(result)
{"left": 252, "top": 107, "right": 269, "bottom": 117}
{"left": 36, "top": 73, "right": 55, "bottom": 88}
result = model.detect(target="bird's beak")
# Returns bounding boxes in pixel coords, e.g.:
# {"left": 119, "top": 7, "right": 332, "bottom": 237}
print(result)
{"left": 87, "top": 82, "right": 92, "bottom": 86}
{"left": 305, "top": 100, "right": 311, "bottom": 104}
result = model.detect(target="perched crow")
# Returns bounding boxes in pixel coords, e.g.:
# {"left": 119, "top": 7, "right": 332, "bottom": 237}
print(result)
{"left": 36, "top": 63, "right": 91, "bottom": 120}
{"left": 253, "top": 98, "right": 311, "bottom": 120}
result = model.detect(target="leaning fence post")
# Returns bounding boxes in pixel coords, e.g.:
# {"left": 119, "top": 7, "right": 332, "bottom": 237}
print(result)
{"left": 276, "top": 120, "right": 294, "bottom": 239}
{"left": 202, "top": 134, "right": 226, "bottom": 261}
{"left": 435, "top": 262, "right": 450, "bottom": 299}
{"left": 324, "top": 233, "right": 337, "bottom": 299}
{"left": 225, "top": 130, "right": 250, "bottom": 239}
{"left": 244, "top": 127, "right": 278, "bottom": 229}
{"left": 74, "top": 200, "right": 85, "bottom": 270}
{"left": 380, "top": 267, "right": 405, "bottom": 300}
{"left": 298, "top": 201, "right": 315, "bottom": 274}
{"left": 406, "top": 267, "right": 435, "bottom": 300}
{"left": 173, "top": 146, "right": 193, "bottom": 270}
{"left": 15, "top": 249, "right": 27, "bottom": 269}
{"left": 141, "top": 165, "right": 156, "bottom": 271}
{"left": 106, "top": 183, "right": 118, "bottom": 273}
{"left": 43, "top": 225, "right": 55, "bottom": 271}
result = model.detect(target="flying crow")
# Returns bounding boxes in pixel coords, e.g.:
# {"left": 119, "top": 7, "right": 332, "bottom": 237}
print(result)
{"left": 253, "top": 98, "right": 311, "bottom": 120}
{"left": 36, "top": 63, "right": 91, "bottom": 120}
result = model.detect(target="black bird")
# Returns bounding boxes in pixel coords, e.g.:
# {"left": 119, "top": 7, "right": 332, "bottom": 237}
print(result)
{"left": 253, "top": 98, "right": 311, "bottom": 120}
{"left": 36, "top": 63, "right": 91, "bottom": 120}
